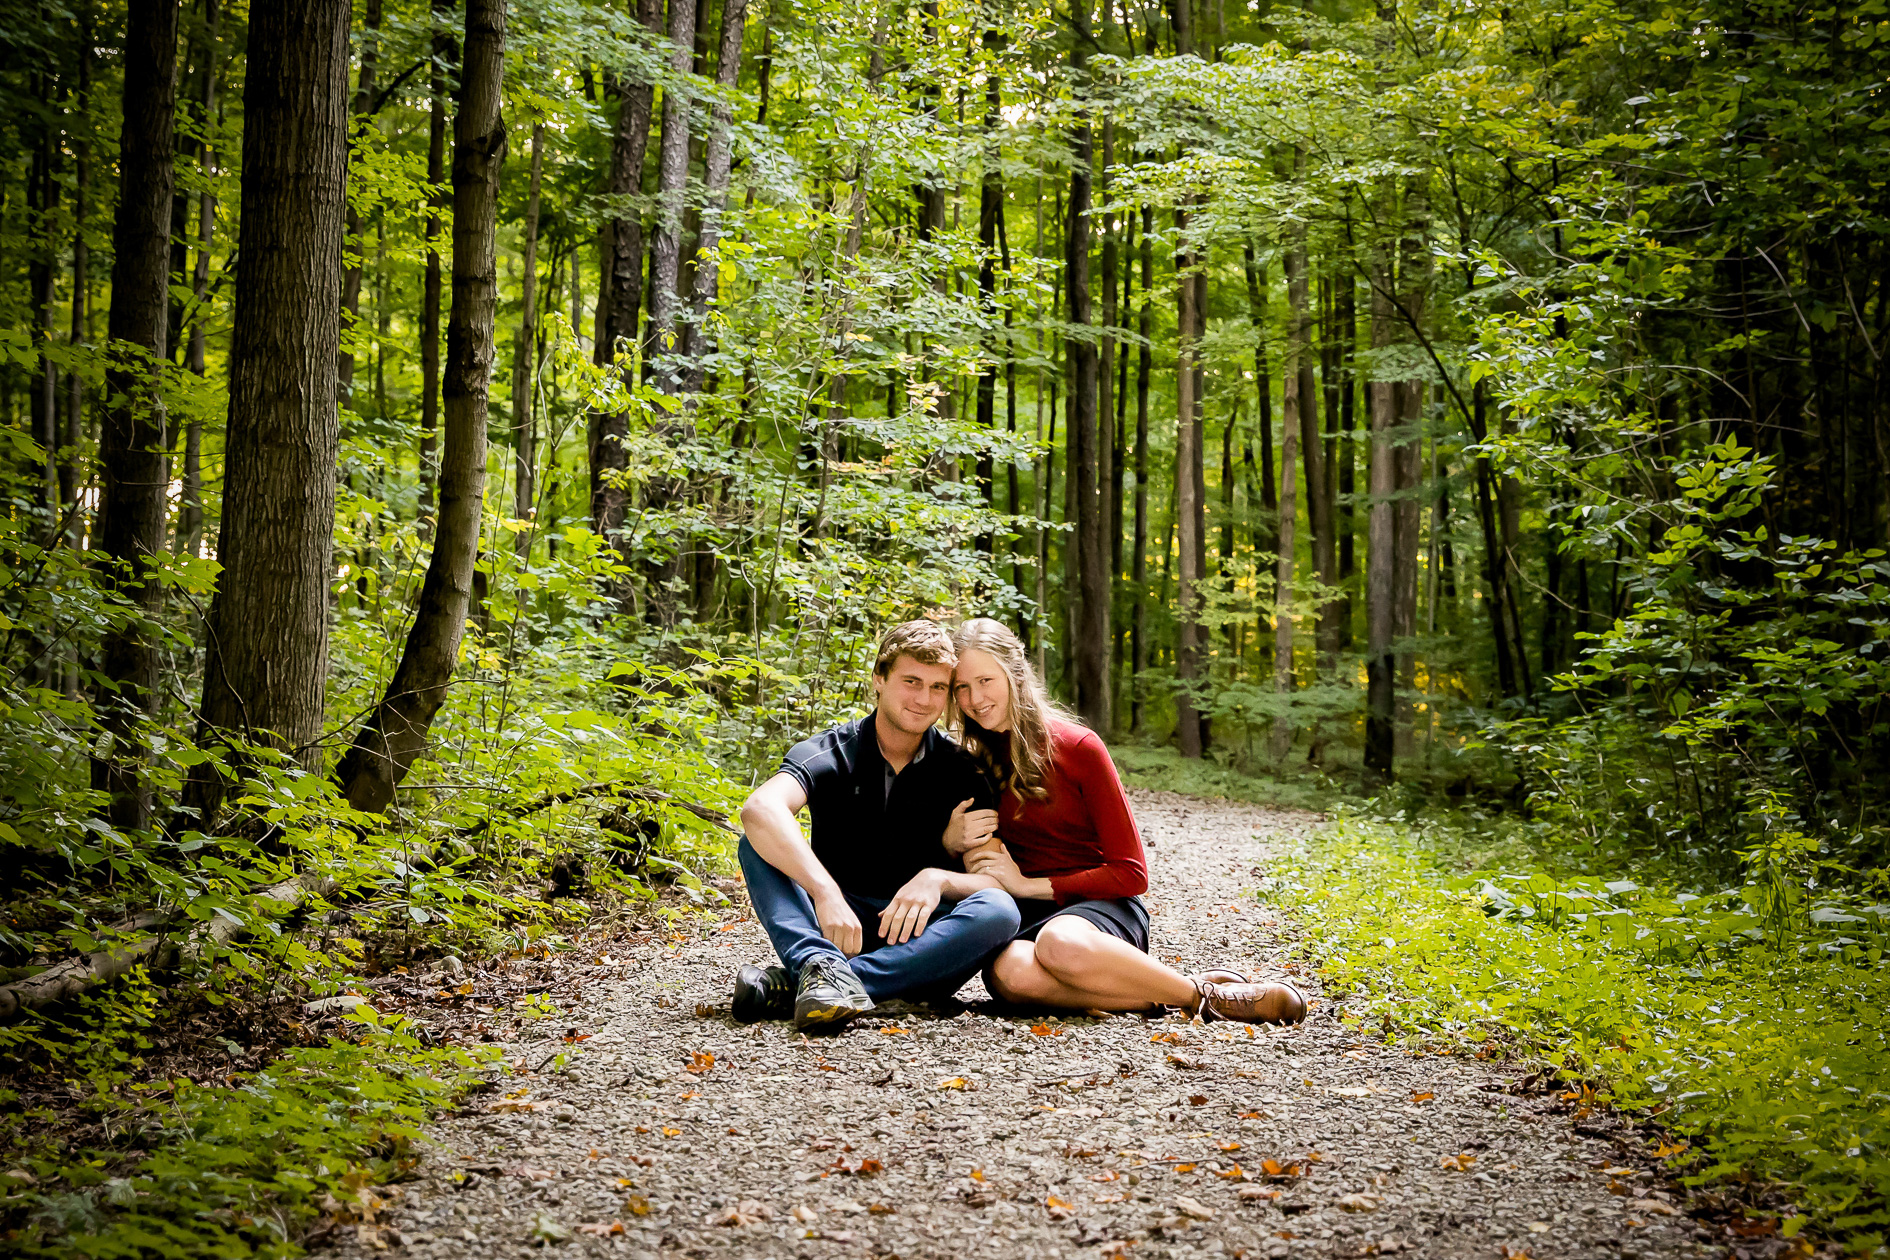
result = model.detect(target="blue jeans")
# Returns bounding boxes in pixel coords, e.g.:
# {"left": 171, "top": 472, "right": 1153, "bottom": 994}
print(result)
{"left": 738, "top": 837, "right": 1020, "bottom": 1002}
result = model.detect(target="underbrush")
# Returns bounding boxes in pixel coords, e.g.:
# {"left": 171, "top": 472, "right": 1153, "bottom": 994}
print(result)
{"left": 0, "top": 973, "right": 495, "bottom": 1258}
{"left": 1264, "top": 812, "right": 1890, "bottom": 1254}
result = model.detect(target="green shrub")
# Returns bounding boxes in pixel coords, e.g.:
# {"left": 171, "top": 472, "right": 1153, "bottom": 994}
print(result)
{"left": 1266, "top": 813, "right": 1890, "bottom": 1251}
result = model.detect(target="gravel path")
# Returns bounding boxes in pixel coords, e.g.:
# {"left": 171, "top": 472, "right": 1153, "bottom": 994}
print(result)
{"left": 326, "top": 791, "right": 1720, "bottom": 1260}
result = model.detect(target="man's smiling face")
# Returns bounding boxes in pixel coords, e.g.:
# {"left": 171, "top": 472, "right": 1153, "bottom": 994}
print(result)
{"left": 872, "top": 653, "right": 955, "bottom": 739}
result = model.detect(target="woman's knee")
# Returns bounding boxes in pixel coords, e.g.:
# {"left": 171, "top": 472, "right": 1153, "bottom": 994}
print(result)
{"left": 1031, "top": 918, "right": 1104, "bottom": 979}
{"left": 987, "top": 943, "right": 1049, "bottom": 1003}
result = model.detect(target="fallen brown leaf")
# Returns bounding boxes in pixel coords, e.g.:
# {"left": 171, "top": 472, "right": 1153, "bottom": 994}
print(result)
{"left": 1173, "top": 1195, "right": 1215, "bottom": 1221}
{"left": 573, "top": 1221, "right": 624, "bottom": 1237}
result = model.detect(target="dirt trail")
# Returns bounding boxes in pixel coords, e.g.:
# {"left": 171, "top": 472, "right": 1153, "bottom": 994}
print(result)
{"left": 331, "top": 791, "right": 1714, "bottom": 1260}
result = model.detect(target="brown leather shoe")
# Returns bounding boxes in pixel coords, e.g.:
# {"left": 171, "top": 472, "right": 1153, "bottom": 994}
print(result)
{"left": 1193, "top": 979, "right": 1307, "bottom": 1025}
{"left": 1186, "top": 968, "right": 1249, "bottom": 988}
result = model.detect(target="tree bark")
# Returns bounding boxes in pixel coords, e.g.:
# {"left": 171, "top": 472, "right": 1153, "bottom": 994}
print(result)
{"left": 190, "top": 0, "right": 350, "bottom": 817}
{"left": 1284, "top": 213, "right": 1336, "bottom": 677}
{"left": 419, "top": 0, "right": 455, "bottom": 529}
{"left": 1131, "top": 204, "right": 1153, "bottom": 733}
{"left": 1069, "top": 12, "right": 1109, "bottom": 733}
{"left": 975, "top": 41, "right": 1003, "bottom": 547}
{"left": 512, "top": 118, "right": 544, "bottom": 556}
{"left": 338, "top": 0, "right": 382, "bottom": 410}
{"left": 680, "top": 0, "right": 749, "bottom": 387}
{"left": 589, "top": 0, "right": 663, "bottom": 602}
{"left": 1271, "top": 260, "right": 1301, "bottom": 763}
{"left": 647, "top": 0, "right": 698, "bottom": 376}
{"left": 91, "top": 0, "right": 179, "bottom": 831}
{"left": 177, "top": 0, "right": 218, "bottom": 559}
{"left": 1174, "top": 209, "right": 1204, "bottom": 758}
{"left": 335, "top": 0, "right": 505, "bottom": 813}
{"left": 1364, "top": 266, "right": 1396, "bottom": 786}
{"left": 1243, "top": 245, "right": 1277, "bottom": 562}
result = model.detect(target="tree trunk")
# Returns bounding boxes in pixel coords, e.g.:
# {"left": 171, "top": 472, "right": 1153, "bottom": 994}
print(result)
{"left": 589, "top": 0, "right": 662, "bottom": 600}
{"left": 190, "top": 0, "right": 349, "bottom": 817}
{"left": 177, "top": 0, "right": 218, "bottom": 559}
{"left": 91, "top": 0, "right": 179, "bottom": 831}
{"left": 1069, "top": 18, "right": 1109, "bottom": 733}
{"left": 338, "top": 0, "right": 381, "bottom": 410}
{"left": 1393, "top": 188, "right": 1430, "bottom": 755}
{"left": 511, "top": 119, "right": 544, "bottom": 556}
{"left": 336, "top": 0, "right": 506, "bottom": 813}
{"left": 975, "top": 43, "right": 1003, "bottom": 546}
{"left": 1284, "top": 217, "right": 1336, "bottom": 678}
{"left": 64, "top": 17, "right": 94, "bottom": 563}
{"left": 1174, "top": 210, "right": 1203, "bottom": 758}
{"left": 1364, "top": 266, "right": 1396, "bottom": 786}
{"left": 1271, "top": 264, "right": 1300, "bottom": 763}
{"left": 1243, "top": 245, "right": 1277, "bottom": 561}
{"left": 680, "top": 0, "right": 749, "bottom": 387}
{"left": 1336, "top": 275, "right": 1357, "bottom": 652}
{"left": 1131, "top": 204, "right": 1152, "bottom": 733}
{"left": 647, "top": 0, "right": 698, "bottom": 376}
{"left": 419, "top": 0, "right": 455, "bottom": 528}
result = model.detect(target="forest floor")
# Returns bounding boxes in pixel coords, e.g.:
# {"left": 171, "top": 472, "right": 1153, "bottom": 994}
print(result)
{"left": 319, "top": 792, "right": 1727, "bottom": 1260}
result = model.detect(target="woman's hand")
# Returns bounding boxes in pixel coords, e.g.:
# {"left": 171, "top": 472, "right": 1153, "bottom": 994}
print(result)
{"left": 966, "top": 844, "right": 1028, "bottom": 895}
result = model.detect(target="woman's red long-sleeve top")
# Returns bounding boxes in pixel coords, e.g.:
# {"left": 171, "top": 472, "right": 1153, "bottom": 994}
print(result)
{"left": 995, "top": 718, "right": 1148, "bottom": 905}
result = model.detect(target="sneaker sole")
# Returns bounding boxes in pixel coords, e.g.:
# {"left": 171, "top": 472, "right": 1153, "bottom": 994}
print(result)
{"left": 793, "top": 1000, "right": 871, "bottom": 1031}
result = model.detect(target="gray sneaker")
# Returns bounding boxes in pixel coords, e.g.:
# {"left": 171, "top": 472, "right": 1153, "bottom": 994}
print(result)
{"left": 792, "top": 957, "right": 874, "bottom": 1032}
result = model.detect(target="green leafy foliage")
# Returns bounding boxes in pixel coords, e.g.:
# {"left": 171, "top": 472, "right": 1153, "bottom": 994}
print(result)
{"left": 1267, "top": 813, "right": 1890, "bottom": 1247}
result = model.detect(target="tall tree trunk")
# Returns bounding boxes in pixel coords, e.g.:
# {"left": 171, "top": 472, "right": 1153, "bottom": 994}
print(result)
{"left": 975, "top": 40, "right": 1003, "bottom": 547}
{"left": 1270, "top": 320, "right": 1299, "bottom": 763}
{"left": 1131, "top": 204, "right": 1152, "bottom": 733}
{"left": 177, "top": 0, "right": 217, "bottom": 559}
{"left": 64, "top": 14, "right": 94, "bottom": 558}
{"left": 91, "top": 0, "right": 179, "bottom": 831}
{"left": 1364, "top": 266, "right": 1396, "bottom": 786}
{"left": 512, "top": 118, "right": 544, "bottom": 556}
{"left": 1098, "top": 117, "right": 1118, "bottom": 619}
{"left": 336, "top": 0, "right": 505, "bottom": 812}
{"left": 339, "top": 0, "right": 381, "bottom": 410}
{"left": 190, "top": 0, "right": 349, "bottom": 819}
{"left": 419, "top": 0, "right": 455, "bottom": 528}
{"left": 1069, "top": 11, "right": 1109, "bottom": 733}
{"left": 680, "top": 0, "right": 749, "bottom": 387}
{"left": 1285, "top": 213, "right": 1336, "bottom": 677}
{"left": 28, "top": 119, "right": 57, "bottom": 543}
{"left": 1336, "top": 275, "right": 1357, "bottom": 652}
{"left": 589, "top": 0, "right": 662, "bottom": 603}
{"left": 1393, "top": 189, "right": 1429, "bottom": 755}
{"left": 647, "top": 0, "right": 698, "bottom": 376}
{"left": 1174, "top": 210, "right": 1203, "bottom": 758}
{"left": 1243, "top": 245, "right": 1278, "bottom": 561}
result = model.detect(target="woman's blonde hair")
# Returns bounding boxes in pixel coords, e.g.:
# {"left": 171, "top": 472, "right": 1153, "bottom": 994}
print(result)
{"left": 948, "top": 618, "right": 1071, "bottom": 800}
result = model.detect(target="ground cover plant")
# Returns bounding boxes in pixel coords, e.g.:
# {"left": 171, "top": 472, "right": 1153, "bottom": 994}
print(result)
{"left": 1265, "top": 811, "right": 1890, "bottom": 1252}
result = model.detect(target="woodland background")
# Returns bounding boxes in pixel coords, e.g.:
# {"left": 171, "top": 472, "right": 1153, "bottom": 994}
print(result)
{"left": 1, "top": 0, "right": 1888, "bottom": 1253}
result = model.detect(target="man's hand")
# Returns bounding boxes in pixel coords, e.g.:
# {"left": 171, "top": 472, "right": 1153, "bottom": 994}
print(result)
{"left": 813, "top": 890, "right": 864, "bottom": 957}
{"left": 966, "top": 844, "right": 1027, "bottom": 895}
{"left": 877, "top": 868, "right": 949, "bottom": 945}
{"left": 941, "top": 798, "right": 1000, "bottom": 856}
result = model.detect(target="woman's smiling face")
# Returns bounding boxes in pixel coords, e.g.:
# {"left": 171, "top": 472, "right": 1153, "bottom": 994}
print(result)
{"left": 953, "top": 647, "right": 1013, "bottom": 733}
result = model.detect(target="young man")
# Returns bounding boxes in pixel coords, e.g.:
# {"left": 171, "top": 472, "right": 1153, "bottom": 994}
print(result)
{"left": 733, "top": 621, "right": 1019, "bottom": 1031}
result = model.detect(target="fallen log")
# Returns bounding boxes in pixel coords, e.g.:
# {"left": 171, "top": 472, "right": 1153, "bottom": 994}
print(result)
{"left": 0, "top": 873, "right": 335, "bottom": 1023}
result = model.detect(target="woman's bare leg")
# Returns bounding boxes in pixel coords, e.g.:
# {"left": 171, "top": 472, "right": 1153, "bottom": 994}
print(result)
{"left": 988, "top": 919, "right": 1198, "bottom": 1011}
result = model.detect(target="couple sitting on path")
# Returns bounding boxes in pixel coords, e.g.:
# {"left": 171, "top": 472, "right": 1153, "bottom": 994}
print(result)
{"left": 731, "top": 617, "right": 1308, "bottom": 1032}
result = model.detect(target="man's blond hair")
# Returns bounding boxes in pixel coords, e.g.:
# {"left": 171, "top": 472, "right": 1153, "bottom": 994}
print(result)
{"left": 873, "top": 619, "right": 956, "bottom": 677}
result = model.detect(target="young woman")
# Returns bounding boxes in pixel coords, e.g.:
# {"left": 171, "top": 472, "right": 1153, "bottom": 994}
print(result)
{"left": 947, "top": 618, "right": 1306, "bottom": 1024}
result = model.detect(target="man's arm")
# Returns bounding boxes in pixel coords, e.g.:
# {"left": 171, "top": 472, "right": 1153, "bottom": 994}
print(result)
{"left": 740, "top": 772, "right": 864, "bottom": 956}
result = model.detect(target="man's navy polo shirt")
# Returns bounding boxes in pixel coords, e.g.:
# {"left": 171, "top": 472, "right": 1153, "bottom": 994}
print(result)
{"left": 779, "top": 711, "right": 998, "bottom": 899}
